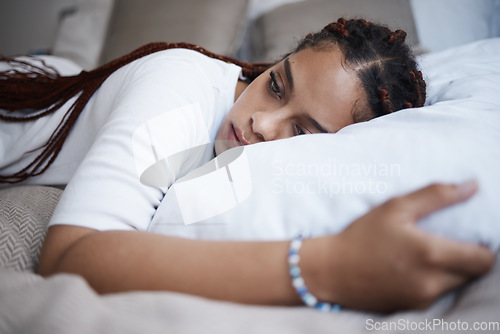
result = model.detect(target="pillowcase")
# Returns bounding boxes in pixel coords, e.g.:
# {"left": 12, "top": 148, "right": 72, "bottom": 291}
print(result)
{"left": 149, "top": 38, "right": 500, "bottom": 250}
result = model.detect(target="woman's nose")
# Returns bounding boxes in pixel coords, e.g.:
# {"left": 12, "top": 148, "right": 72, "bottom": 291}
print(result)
{"left": 251, "top": 110, "right": 289, "bottom": 142}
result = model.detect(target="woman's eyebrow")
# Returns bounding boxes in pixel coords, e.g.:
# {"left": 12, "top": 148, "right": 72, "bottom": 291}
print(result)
{"left": 284, "top": 58, "right": 294, "bottom": 91}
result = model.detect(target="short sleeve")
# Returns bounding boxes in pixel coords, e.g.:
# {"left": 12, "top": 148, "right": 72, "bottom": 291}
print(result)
{"left": 49, "top": 49, "right": 237, "bottom": 231}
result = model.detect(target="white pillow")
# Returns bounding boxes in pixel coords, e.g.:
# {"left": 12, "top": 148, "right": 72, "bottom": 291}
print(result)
{"left": 149, "top": 38, "right": 500, "bottom": 250}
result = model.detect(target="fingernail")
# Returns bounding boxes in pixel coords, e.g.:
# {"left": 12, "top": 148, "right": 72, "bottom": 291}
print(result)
{"left": 457, "top": 179, "right": 478, "bottom": 197}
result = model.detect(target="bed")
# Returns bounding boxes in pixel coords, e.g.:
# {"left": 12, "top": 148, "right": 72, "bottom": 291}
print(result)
{"left": 1, "top": 1, "right": 500, "bottom": 333}
{"left": 1, "top": 36, "right": 500, "bottom": 333}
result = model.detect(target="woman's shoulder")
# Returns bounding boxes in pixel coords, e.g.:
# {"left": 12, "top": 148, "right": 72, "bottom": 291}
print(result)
{"left": 127, "top": 48, "right": 240, "bottom": 79}
{"left": 106, "top": 47, "right": 242, "bottom": 105}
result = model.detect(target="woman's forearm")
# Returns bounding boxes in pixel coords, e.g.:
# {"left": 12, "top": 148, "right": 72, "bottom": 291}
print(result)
{"left": 47, "top": 229, "right": 332, "bottom": 305}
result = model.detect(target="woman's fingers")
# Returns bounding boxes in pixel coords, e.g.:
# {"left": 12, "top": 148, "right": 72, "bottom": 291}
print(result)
{"left": 394, "top": 181, "right": 495, "bottom": 275}
{"left": 424, "top": 234, "right": 495, "bottom": 276}
{"left": 395, "top": 181, "right": 496, "bottom": 279}
{"left": 394, "top": 180, "right": 478, "bottom": 221}
{"left": 331, "top": 180, "right": 495, "bottom": 312}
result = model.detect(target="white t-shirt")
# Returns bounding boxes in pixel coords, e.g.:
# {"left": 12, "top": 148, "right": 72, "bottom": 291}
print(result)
{"left": 0, "top": 49, "right": 242, "bottom": 231}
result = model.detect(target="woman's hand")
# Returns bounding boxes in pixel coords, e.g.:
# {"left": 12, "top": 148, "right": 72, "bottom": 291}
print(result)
{"left": 311, "top": 181, "right": 495, "bottom": 312}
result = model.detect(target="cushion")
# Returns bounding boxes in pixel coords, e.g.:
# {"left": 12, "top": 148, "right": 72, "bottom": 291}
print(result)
{"left": 0, "top": 186, "right": 63, "bottom": 272}
{"left": 248, "top": 0, "right": 421, "bottom": 62}
{"left": 150, "top": 38, "right": 500, "bottom": 250}
{"left": 100, "top": 0, "right": 249, "bottom": 64}
{"left": 52, "top": 0, "right": 114, "bottom": 70}
{"left": 410, "top": 0, "right": 500, "bottom": 52}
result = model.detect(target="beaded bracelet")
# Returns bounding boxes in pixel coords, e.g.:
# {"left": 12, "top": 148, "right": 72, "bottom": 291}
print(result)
{"left": 288, "top": 234, "right": 341, "bottom": 312}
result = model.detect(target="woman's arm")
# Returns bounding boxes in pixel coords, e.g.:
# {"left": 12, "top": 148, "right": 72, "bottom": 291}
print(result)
{"left": 38, "top": 182, "right": 495, "bottom": 312}
{"left": 38, "top": 224, "right": 322, "bottom": 305}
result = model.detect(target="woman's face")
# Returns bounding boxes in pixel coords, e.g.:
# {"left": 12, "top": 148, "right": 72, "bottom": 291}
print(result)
{"left": 215, "top": 47, "right": 367, "bottom": 155}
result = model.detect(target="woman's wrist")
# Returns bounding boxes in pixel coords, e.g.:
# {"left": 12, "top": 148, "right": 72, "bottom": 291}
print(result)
{"left": 288, "top": 235, "right": 341, "bottom": 311}
{"left": 294, "top": 235, "right": 343, "bottom": 305}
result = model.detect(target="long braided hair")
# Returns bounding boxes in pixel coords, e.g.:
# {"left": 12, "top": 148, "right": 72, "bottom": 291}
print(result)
{"left": 0, "top": 42, "right": 269, "bottom": 184}
{"left": 0, "top": 19, "right": 425, "bottom": 184}
{"left": 292, "top": 18, "right": 426, "bottom": 121}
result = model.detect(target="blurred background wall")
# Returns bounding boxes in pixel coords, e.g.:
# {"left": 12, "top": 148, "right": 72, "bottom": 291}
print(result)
{"left": 1, "top": 0, "right": 499, "bottom": 70}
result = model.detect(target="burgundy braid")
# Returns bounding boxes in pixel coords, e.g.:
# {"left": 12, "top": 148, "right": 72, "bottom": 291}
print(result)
{"left": 378, "top": 88, "right": 393, "bottom": 115}
{"left": 386, "top": 30, "right": 407, "bottom": 45}
{"left": 0, "top": 42, "right": 270, "bottom": 183}
{"left": 324, "top": 18, "right": 350, "bottom": 37}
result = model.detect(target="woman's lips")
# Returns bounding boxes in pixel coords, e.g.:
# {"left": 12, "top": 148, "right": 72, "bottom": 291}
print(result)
{"left": 231, "top": 124, "right": 251, "bottom": 146}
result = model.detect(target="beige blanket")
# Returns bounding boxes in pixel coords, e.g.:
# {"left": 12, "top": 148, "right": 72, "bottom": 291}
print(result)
{"left": 1, "top": 186, "right": 499, "bottom": 333}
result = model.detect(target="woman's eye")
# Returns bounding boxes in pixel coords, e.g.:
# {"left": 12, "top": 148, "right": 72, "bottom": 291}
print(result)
{"left": 295, "top": 125, "right": 305, "bottom": 135}
{"left": 269, "top": 71, "right": 282, "bottom": 99}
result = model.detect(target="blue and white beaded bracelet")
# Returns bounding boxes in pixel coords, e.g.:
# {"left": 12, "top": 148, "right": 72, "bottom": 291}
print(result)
{"left": 288, "top": 234, "right": 341, "bottom": 312}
